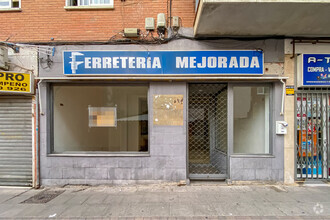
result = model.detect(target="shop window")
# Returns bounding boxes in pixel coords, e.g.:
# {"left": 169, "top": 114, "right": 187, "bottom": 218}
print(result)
{"left": 51, "top": 84, "right": 148, "bottom": 154}
{"left": 66, "top": 0, "right": 113, "bottom": 6}
{"left": 0, "top": 0, "right": 20, "bottom": 8}
{"left": 233, "top": 85, "right": 271, "bottom": 154}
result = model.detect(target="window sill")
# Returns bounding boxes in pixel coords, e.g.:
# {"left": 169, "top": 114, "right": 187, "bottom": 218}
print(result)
{"left": 48, "top": 153, "right": 150, "bottom": 157}
{"left": 0, "top": 8, "right": 21, "bottom": 12}
{"left": 64, "top": 5, "right": 114, "bottom": 10}
{"left": 230, "top": 154, "right": 275, "bottom": 158}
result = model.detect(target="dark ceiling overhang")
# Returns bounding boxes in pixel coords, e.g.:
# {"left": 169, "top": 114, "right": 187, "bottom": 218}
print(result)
{"left": 194, "top": 0, "right": 330, "bottom": 37}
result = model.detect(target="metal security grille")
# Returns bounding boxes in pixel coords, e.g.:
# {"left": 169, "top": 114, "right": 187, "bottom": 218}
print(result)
{"left": 0, "top": 97, "right": 32, "bottom": 186}
{"left": 188, "top": 84, "right": 227, "bottom": 179}
{"left": 296, "top": 90, "right": 330, "bottom": 179}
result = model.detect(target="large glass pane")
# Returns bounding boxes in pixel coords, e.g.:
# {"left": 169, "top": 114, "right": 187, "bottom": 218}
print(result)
{"left": 91, "top": 0, "right": 110, "bottom": 5}
{"left": 52, "top": 85, "right": 148, "bottom": 153}
{"left": 233, "top": 86, "right": 270, "bottom": 154}
{"left": 0, "top": 0, "right": 10, "bottom": 8}
{"left": 79, "top": 0, "right": 89, "bottom": 6}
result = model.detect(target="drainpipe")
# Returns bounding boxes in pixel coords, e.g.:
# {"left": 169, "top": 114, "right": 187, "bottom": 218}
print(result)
{"left": 38, "top": 79, "right": 44, "bottom": 115}
{"left": 35, "top": 88, "right": 40, "bottom": 188}
{"left": 280, "top": 79, "right": 285, "bottom": 116}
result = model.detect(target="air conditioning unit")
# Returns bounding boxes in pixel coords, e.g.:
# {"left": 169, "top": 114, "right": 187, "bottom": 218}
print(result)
{"left": 0, "top": 47, "right": 9, "bottom": 70}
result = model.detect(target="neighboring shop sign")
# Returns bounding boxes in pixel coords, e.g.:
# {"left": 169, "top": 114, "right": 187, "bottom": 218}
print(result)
{"left": 300, "top": 54, "right": 330, "bottom": 86}
{"left": 63, "top": 51, "right": 264, "bottom": 75}
{"left": 286, "top": 85, "right": 294, "bottom": 96}
{"left": 0, "top": 72, "right": 33, "bottom": 94}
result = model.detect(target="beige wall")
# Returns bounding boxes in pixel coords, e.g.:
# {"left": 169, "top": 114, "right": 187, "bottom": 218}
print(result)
{"left": 284, "top": 54, "right": 295, "bottom": 184}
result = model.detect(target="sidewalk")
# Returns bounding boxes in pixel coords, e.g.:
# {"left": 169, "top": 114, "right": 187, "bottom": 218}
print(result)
{"left": 0, "top": 182, "right": 330, "bottom": 219}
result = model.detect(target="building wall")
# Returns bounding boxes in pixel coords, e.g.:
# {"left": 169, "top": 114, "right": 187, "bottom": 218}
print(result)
{"left": 0, "top": 0, "right": 195, "bottom": 42}
{"left": 38, "top": 39, "right": 285, "bottom": 185}
{"left": 39, "top": 81, "right": 188, "bottom": 185}
{"left": 283, "top": 40, "right": 330, "bottom": 183}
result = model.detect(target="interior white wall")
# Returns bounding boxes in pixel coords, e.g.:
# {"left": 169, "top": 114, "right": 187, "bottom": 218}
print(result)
{"left": 233, "top": 87, "right": 269, "bottom": 154}
{"left": 54, "top": 86, "right": 108, "bottom": 152}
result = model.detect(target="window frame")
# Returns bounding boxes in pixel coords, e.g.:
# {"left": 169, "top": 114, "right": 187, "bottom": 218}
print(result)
{"left": 65, "top": 0, "right": 114, "bottom": 9}
{"left": 0, "top": 0, "right": 20, "bottom": 10}
{"left": 0, "top": 0, "right": 10, "bottom": 9}
{"left": 229, "top": 83, "right": 274, "bottom": 156}
{"left": 47, "top": 82, "right": 150, "bottom": 157}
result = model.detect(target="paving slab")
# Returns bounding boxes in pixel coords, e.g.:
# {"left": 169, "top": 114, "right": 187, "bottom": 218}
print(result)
{"left": 0, "top": 204, "right": 30, "bottom": 218}
{"left": 169, "top": 203, "right": 194, "bottom": 217}
{"left": 13, "top": 204, "right": 47, "bottom": 217}
{"left": 33, "top": 204, "right": 69, "bottom": 218}
{"left": 45, "top": 190, "right": 74, "bottom": 205}
{"left": 105, "top": 203, "right": 131, "bottom": 217}
{"left": 84, "top": 193, "right": 108, "bottom": 204}
{"left": 64, "top": 192, "right": 92, "bottom": 205}
{"left": 252, "top": 201, "right": 286, "bottom": 216}
{"left": 59, "top": 204, "right": 86, "bottom": 217}
{"left": 192, "top": 203, "right": 218, "bottom": 216}
{"left": 103, "top": 194, "right": 125, "bottom": 205}
{"left": 270, "top": 201, "right": 311, "bottom": 216}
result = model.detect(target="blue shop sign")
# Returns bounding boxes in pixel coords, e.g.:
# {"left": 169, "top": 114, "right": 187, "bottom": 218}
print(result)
{"left": 303, "top": 54, "right": 330, "bottom": 86}
{"left": 63, "top": 50, "right": 264, "bottom": 75}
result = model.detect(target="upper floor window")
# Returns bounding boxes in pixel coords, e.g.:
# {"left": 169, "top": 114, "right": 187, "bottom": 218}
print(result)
{"left": 0, "top": 0, "right": 20, "bottom": 8}
{"left": 66, "top": 0, "right": 113, "bottom": 6}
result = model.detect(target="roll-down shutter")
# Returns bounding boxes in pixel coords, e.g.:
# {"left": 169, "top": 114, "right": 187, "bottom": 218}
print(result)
{"left": 0, "top": 97, "right": 32, "bottom": 186}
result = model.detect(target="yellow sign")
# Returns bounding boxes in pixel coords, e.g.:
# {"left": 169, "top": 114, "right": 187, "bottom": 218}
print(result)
{"left": 0, "top": 72, "right": 33, "bottom": 94}
{"left": 153, "top": 95, "right": 184, "bottom": 126}
{"left": 286, "top": 85, "right": 294, "bottom": 96}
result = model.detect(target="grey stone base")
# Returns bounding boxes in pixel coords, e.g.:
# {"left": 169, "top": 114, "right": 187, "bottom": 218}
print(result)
{"left": 41, "top": 179, "right": 178, "bottom": 186}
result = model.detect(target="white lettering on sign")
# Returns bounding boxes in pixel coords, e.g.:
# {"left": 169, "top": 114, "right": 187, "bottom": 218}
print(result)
{"left": 308, "top": 57, "right": 330, "bottom": 63}
{"left": 308, "top": 67, "right": 325, "bottom": 72}
{"left": 83, "top": 56, "right": 162, "bottom": 69}
{"left": 229, "top": 57, "right": 238, "bottom": 68}
{"left": 175, "top": 56, "right": 260, "bottom": 69}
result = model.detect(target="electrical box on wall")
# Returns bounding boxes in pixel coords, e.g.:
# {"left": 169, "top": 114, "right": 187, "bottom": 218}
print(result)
{"left": 276, "top": 121, "right": 288, "bottom": 135}
{"left": 124, "top": 28, "right": 140, "bottom": 37}
{"left": 157, "top": 13, "right": 166, "bottom": 29}
{"left": 172, "top": 16, "right": 180, "bottom": 30}
{"left": 145, "top": 17, "right": 155, "bottom": 30}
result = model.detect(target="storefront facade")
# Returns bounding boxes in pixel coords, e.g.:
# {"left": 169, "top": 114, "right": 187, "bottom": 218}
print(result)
{"left": 284, "top": 41, "right": 330, "bottom": 181}
{"left": 0, "top": 48, "right": 37, "bottom": 186}
{"left": 39, "top": 39, "right": 286, "bottom": 185}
